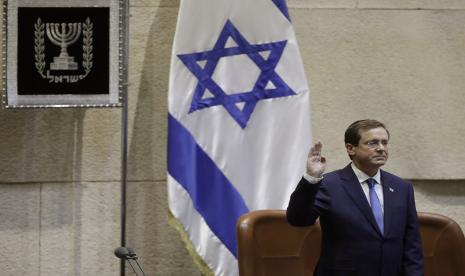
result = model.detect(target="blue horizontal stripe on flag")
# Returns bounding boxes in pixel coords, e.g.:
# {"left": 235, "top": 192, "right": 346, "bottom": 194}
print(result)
{"left": 167, "top": 113, "right": 249, "bottom": 257}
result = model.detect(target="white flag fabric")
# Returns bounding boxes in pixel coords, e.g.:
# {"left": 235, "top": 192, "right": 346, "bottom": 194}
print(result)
{"left": 167, "top": 0, "right": 311, "bottom": 275}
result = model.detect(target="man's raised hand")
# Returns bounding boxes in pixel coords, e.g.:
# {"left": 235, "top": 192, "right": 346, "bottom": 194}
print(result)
{"left": 306, "top": 142, "right": 327, "bottom": 178}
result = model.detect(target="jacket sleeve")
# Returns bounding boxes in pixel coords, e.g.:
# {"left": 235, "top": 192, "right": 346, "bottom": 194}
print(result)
{"left": 402, "top": 182, "right": 424, "bottom": 276}
{"left": 286, "top": 177, "right": 329, "bottom": 226}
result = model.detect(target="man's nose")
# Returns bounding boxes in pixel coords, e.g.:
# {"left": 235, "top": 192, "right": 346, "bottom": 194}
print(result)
{"left": 378, "top": 146, "right": 387, "bottom": 152}
{"left": 375, "top": 143, "right": 387, "bottom": 150}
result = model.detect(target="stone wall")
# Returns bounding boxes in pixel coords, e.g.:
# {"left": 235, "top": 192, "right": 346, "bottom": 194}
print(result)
{"left": 1, "top": 0, "right": 464, "bottom": 275}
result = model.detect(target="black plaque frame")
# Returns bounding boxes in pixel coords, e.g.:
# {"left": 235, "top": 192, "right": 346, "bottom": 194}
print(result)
{"left": 2, "top": 0, "right": 127, "bottom": 108}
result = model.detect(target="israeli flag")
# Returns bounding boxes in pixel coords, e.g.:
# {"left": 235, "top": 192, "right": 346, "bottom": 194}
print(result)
{"left": 167, "top": 0, "right": 311, "bottom": 275}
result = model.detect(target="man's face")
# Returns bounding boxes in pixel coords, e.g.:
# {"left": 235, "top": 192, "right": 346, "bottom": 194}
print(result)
{"left": 346, "top": 127, "right": 389, "bottom": 173}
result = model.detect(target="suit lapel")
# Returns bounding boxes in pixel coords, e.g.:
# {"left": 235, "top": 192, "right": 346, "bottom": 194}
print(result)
{"left": 381, "top": 171, "right": 394, "bottom": 237}
{"left": 339, "top": 165, "right": 383, "bottom": 237}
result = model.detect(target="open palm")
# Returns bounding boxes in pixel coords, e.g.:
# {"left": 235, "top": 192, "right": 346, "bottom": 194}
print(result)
{"left": 307, "top": 142, "right": 327, "bottom": 178}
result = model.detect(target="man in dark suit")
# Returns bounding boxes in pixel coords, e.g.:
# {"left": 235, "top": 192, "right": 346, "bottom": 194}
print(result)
{"left": 287, "top": 119, "right": 424, "bottom": 276}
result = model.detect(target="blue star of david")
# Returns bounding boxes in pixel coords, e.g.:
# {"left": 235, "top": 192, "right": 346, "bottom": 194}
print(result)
{"left": 177, "top": 20, "right": 296, "bottom": 128}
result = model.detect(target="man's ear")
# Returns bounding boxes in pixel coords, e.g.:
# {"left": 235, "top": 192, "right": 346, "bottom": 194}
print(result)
{"left": 345, "top": 143, "right": 355, "bottom": 157}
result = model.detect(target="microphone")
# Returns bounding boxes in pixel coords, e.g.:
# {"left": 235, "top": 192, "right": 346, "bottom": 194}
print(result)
{"left": 114, "top": 247, "right": 147, "bottom": 276}
{"left": 115, "top": 246, "right": 138, "bottom": 260}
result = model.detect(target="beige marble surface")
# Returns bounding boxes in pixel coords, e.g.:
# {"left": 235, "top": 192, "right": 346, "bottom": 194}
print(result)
{"left": 1, "top": 2, "right": 465, "bottom": 275}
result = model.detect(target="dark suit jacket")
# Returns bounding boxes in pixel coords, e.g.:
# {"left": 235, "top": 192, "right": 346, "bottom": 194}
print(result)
{"left": 287, "top": 164, "right": 424, "bottom": 276}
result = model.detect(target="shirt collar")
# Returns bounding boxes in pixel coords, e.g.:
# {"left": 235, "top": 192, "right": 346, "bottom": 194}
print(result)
{"left": 350, "top": 163, "right": 381, "bottom": 185}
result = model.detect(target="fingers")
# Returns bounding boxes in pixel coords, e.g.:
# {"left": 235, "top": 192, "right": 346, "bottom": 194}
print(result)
{"left": 306, "top": 141, "right": 327, "bottom": 177}
{"left": 309, "top": 141, "right": 323, "bottom": 157}
{"left": 315, "top": 141, "right": 322, "bottom": 155}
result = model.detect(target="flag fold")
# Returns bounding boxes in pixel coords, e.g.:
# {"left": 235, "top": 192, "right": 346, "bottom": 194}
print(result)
{"left": 168, "top": 0, "right": 311, "bottom": 274}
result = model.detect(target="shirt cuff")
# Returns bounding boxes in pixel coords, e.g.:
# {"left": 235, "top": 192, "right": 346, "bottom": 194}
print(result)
{"left": 303, "top": 173, "right": 323, "bottom": 184}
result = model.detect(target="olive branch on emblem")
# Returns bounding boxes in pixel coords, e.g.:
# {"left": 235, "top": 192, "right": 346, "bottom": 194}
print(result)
{"left": 34, "top": 18, "right": 46, "bottom": 78}
{"left": 82, "top": 17, "right": 93, "bottom": 75}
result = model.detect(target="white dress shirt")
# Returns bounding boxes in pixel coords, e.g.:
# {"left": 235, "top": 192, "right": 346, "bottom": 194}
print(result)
{"left": 351, "top": 163, "right": 384, "bottom": 212}
{"left": 303, "top": 163, "right": 384, "bottom": 212}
